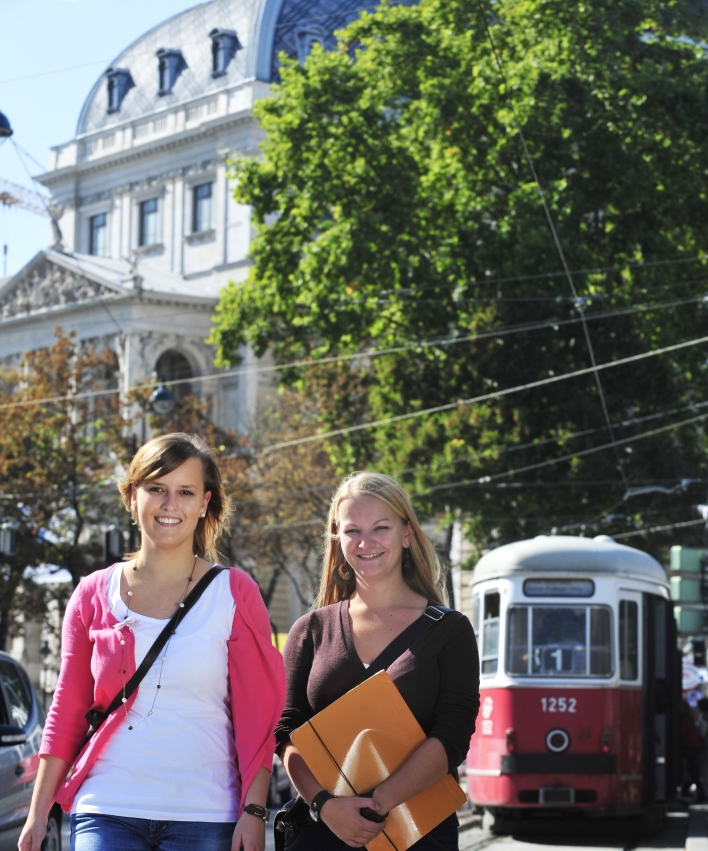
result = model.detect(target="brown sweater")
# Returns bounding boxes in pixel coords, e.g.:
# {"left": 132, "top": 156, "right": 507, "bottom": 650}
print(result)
{"left": 275, "top": 600, "right": 480, "bottom": 772}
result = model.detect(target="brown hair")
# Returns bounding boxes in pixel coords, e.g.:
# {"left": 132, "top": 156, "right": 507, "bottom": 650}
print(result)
{"left": 314, "top": 471, "right": 445, "bottom": 608}
{"left": 118, "top": 433, "right": 230, "bottom": 560}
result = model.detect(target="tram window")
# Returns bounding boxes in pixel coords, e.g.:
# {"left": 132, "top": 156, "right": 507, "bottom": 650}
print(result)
{"left": 481, "top": 591, "right": 500, "bottom": 675}
{"left": 507, "top": 606, "right": 529, "bottom": 673}
{"left": 506, "top": 605, "right": 613, "bottom": 677}
{"left": 532, "top": 607, "right": 587, "bottom": 675}
{"left": 472, "top": 594, "right": 481, "bottom": 636}
{"left": 590, "top": 607, "right": 612, "bottom": 675}
{"left": 619, "top": 600, "right": 638, "bottom": 680}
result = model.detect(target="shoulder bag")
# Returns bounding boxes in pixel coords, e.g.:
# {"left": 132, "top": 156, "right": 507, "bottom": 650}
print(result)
{"left": 83, "top": 564, "right": 226, "bottom": 742}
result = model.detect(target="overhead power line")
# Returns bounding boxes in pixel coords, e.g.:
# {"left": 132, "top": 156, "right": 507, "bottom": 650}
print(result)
{"left": 1, "top": 291, "right": 701, "bottom": 413}
{"left": 418, "top": 409, "right": 708, "bottom": 495}
{"left": 261, "top": 333, "right": 708, "bottom": 451}
{"left": 474, "top": 0, "right": 626, "bottom": 487}
{"left": 612, "top": 518, "right": 705, "bottom": 540}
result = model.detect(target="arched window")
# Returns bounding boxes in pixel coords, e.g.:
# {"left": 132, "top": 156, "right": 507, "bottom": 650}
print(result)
{"left": 155, "top": 350, "right": 193, "bottom": 400}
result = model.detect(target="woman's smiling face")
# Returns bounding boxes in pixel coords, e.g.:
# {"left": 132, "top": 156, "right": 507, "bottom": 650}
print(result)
{"left": 338, "top": 494, "right": 412, "bottom": 582}
{"left": 132, "top": 457, "right": 211, "bottom": 550}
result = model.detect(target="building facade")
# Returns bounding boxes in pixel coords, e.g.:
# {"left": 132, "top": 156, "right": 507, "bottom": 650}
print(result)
{"left": 0, "top": 0, "right": 374, "bottom": 432}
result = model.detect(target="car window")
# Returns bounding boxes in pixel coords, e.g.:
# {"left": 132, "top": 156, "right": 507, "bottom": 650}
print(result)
{"left": 0, "top": 660, "right": 31, "bottom": 727}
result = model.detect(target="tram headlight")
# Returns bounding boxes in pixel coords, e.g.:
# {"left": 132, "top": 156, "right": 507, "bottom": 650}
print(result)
{"left": 545, "top": 728, "right": 570, "bottom": 753}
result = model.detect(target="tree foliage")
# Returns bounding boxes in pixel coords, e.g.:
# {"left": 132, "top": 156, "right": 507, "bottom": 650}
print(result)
{"left": 0, "top": 331, "right": 129, "bottom": 648}
{"left": 212, "top": 0, "right": 708, "bottom": 555}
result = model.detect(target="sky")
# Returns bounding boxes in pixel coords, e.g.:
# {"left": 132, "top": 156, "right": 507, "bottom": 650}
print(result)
{"left": 0, "top": 0, "right": 203, "bottom": 278}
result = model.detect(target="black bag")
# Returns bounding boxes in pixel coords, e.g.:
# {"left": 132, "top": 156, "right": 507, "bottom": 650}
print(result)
{"left": 272, "top": 604, "right": 450, "bottom": 851}
{"left": 84, "top": 565, "right": 225, "bottom": 743}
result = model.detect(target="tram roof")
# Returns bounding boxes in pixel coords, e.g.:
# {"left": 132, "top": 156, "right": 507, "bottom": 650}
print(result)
{"left": 472, "top": 535, "right": 668, "bottom": 587}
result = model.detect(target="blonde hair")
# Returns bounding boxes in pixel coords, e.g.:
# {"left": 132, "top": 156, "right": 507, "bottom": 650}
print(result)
{"left": 314, "top": 471, "right": 445, "bottom": 608}
{"left": 118, "top": 433, "right": 230, "bottom": 560}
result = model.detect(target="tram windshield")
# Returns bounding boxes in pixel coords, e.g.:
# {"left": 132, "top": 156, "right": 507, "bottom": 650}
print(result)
{"left": 507, "top": 605, "right": 613, "bottom": 677}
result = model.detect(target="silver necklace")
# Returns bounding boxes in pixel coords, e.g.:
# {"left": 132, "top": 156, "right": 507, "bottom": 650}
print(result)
{"left": 119, "top": 555, "right": 197, "bottom": 730}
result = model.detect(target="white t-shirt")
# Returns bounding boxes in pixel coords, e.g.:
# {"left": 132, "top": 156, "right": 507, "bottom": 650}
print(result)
{"left": 74, "top": 564, "right": 238, "bottom": 821}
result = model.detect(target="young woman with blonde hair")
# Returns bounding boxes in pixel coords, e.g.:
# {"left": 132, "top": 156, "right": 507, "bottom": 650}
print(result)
{"left": 20, "top": 433, "right": 285, "bottom": 851}
{"left": 276, "top": 471, "right": 479, "bottom": 850}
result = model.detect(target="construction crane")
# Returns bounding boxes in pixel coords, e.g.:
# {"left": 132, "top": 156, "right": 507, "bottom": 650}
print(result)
{"left": 0, "top": 177, "right": 49, "bottom": 217}
{"left": 1, "top": 177, "right": 62, "bottom": 276}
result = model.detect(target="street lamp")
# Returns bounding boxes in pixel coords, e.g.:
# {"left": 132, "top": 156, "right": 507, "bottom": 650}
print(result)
{"left": 0, "top": 110, "right": 13, "bottom": 147}
{"left": 148, "top": 378, "right": 175, "bottom": 416}
{"left": 0, "top": 520, "right": 19, "bottom": 557}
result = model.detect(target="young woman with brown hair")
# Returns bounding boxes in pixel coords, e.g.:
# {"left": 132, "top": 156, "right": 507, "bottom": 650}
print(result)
{"left": 19, "top": 433, "right": 285, "bottom": 851}
{"left": 276, "top": 471, "right": 479, "bottom": 850}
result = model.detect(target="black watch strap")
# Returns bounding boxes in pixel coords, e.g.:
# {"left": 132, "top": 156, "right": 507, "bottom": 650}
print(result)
{"left": 309, "top": 790, "right": 335, "bottom": 822}
{"left": 242, "top": 803, "right": 270, "bottom": 823}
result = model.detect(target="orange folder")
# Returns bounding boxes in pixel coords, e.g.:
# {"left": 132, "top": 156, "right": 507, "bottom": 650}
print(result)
{"left": 291, "top": 670, "right": 466, "bottom": 851}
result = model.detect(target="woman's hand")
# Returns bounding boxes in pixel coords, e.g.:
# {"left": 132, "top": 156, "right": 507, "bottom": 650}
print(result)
{"left": 231, "top": 813, "right": 266, "bottom": 851}
{"left": 18, "top": 756, "right": 71, "bottom": 851}
{"left": 18, "top": 814, "right": 48, "bottom": 851}
{"left": 320, "top": 796, "right": 386, "bottom": 848}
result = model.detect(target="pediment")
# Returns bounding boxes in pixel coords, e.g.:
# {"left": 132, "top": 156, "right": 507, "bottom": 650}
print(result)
{"left": 0, "top": 255, "right": 123, "bottom": 321}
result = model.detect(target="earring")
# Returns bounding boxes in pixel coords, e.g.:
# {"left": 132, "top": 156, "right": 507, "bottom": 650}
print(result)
{"left": 333, "top": 562, "right": 353, "bottom": 586}
{"left": 402, "top": 547, "right": 415, "bottom": 579}
{"left": 200, "top": 512, "right": 206, "bottom": 518}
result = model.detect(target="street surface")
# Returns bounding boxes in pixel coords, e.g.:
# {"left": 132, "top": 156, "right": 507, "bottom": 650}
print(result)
{"left": 459, "top": 809, "right": 698, "bottom": 851}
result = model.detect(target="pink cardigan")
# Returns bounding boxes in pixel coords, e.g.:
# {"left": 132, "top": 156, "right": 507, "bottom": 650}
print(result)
{"left": 40, "top": 565, "right": 286, "bottom": 815}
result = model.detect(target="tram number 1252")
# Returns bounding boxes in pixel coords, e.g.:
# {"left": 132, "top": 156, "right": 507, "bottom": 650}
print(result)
{"left": 540, "top": 697, "right": 577, "bottom": 713}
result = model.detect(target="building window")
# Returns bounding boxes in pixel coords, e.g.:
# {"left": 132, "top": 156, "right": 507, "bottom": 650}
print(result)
{"left": 140, "top": 198, "right": 159, "bottom": 246}
{"left": 90, "top": 213, "right": 108, "bottom": 257}
{"left": 106, "top": 67, "right": 134, "bottom": 114}
{"left": 156, "top": 48, "right": 187, "bottom": 96}
{"left": 193, "top": 183, "right": 213, "bottom": 232}
{"left": 155, "top": 350, "right": 193, "bottom": 401}
{"left": 209, "top": 28, "right": 241, "bottom": 77}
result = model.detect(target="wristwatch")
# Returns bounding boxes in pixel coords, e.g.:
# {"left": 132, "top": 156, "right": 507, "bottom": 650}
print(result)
{"left": 242, "top": 803, "right": 271, "bottom": 823}
{"left": 309, "top": 790, "right": 335, "bottom": 822}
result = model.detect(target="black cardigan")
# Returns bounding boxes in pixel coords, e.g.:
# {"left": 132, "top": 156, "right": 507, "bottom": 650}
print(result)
{"left": 275, "top": 599, "right": 480, "bottom": 772}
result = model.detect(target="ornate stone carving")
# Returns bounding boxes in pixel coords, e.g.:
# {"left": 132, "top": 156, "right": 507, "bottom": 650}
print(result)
{"left": 0, "top": 259, "right": 120, "bottom": 320}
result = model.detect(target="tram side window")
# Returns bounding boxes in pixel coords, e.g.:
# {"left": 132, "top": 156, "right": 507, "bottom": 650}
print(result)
{"left": 590, "top": 607, "right": 612, "bottom": 675}
{"left": 481, "top": 591, "right": 500, "bottom": 675}
{"left": 619, "top": 600, "right": 638, "bottom": 680}
{"left": 472, "top": 594, "right": 481, "bottom": 637}
{"left": 507, "top": 606, "right": 529, "bottom": 674}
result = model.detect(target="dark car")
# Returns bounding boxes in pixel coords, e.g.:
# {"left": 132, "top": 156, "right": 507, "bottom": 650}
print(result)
{"left": 0, "top": 652, "right": 61, "bottom": 851}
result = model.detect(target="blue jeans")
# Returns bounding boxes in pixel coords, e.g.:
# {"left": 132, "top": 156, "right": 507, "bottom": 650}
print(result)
{"left": 70, "top": 813, "right": 237, "bottom": 851}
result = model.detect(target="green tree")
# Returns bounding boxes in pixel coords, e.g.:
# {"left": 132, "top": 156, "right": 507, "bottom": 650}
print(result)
{"left": 212, "top": 0, "right": 708, "bottom": 555}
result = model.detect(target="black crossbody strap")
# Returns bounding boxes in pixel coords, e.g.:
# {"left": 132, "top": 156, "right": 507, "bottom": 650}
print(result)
{"left": 361, "top": 604, "right": 451, "bottom": 682}
{"left": 85, "top": 565, "right": 226, "bottom": 738}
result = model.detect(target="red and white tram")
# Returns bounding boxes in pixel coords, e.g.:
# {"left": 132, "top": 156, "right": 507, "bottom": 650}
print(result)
{"left": 466, "top": 535, "right": 680, "bottom": 830}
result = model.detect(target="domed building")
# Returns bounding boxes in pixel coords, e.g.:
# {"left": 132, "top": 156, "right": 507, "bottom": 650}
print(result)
{"left": 0, "top": 0, "right": 375, "bottom": 432}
